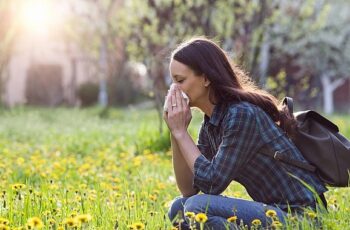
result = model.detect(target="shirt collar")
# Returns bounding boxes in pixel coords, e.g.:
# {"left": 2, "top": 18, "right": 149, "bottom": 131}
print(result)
{"left": 204, "top": 102, "right": 227, "bottom": 127}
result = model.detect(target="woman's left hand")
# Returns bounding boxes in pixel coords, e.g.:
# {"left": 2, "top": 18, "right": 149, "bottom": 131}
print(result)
{"left": 163, "top": 84, "right": 191, "bottom": 138}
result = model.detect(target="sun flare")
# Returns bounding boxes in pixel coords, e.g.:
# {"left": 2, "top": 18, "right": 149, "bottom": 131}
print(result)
{"left": 19, "top": 0, "right": 59, "bottom": 36}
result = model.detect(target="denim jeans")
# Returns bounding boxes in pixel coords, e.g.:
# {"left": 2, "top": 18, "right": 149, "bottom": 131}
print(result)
{"left": 168, "top": 194, "right": 288, "bottom": 230}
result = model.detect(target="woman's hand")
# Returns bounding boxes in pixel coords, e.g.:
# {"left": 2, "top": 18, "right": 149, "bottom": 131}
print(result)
{"left": 163, "top": 84, "right": 192, "bottom": 137}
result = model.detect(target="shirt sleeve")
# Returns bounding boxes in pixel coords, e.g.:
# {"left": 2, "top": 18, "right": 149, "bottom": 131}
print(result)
{"left": 196, "top": 122, "right": 213, "bottom": 160}
{"left": 193, "top": 106, "right": 263, "bottom": 194}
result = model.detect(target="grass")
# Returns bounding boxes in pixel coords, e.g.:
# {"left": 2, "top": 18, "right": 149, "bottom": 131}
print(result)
{"left": 0, "top": 106, "right": 349, "bottom": 229}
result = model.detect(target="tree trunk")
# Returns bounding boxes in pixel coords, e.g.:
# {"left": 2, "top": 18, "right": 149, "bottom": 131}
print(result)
{"left": 259, "top": 31, "right": 271, "bottom": 88}
{"left": 98, "top": 37, "right": 108, "bottom": 107}
{"left": 321, "top": 74, "right": 346, "bottom": 114}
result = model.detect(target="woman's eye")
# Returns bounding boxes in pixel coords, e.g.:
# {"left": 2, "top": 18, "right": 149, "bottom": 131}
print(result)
{"left": 177, "top": 80, "right": 184, "bottom": 83}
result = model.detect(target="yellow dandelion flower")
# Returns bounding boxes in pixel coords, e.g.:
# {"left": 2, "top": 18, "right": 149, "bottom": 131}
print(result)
{"left": 132, "top": 222, "right": 145, "bottom": 230}
{"left": 25, "top": 222, "right": 34, "bottom": 230}
{"left": 0, "top": 223, "right": 10, "bottom": 230}
{"left": 64, "top": 217, "right": 80, "bottom": 228}
{"left": 0, "top": 218, "right": 9, "bottom": 225}
{"left": 27, "top": 217, "right": 44, "bottom": 229}
{"left": 252, "top": 219, "right": 262, "bottom": 226}
{"left": 149, "top": 194, "right": 157, "bottom": 201}
{"left": 227, "top": 216, "right": 237, "bottom": 222}
{"left": 48, "top": 218, "right": 55, "bottom": 226}
{"left": 271, "top": 220, "right": 283, "bottom": 228}
{"left": 266, "top": 209, "right": 277, "bottom": 218}
{"left": 184, "top": 212, "right": 195, "bottom": 219}
{"left": 76, "top": 214, "right": 92, "bottom": 223}
{"left": 11, "top": 183, "right": 26, "bottom": 191}
{"left": 195, "top": 213, "right": 208, "bottom": 223}
{"left": 57, "top": 227, "right": 64, "bottom": 230}
{"left": 307, "top": 211, "right": 317, "bottom": 219}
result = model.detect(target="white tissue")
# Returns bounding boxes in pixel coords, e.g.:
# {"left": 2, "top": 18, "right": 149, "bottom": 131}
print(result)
{"left": 164, "top": 85, "right": 189, "bottom": 112}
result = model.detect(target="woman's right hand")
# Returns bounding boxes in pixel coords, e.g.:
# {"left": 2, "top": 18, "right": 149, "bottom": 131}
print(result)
{"left": 163, "top": 84, "right": 192, "bottom": 131}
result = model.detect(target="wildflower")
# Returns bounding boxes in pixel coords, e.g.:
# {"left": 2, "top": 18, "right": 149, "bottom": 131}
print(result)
{"left": 195, "top": 213, "right": 208, "bottom": 223}
{"left": 48, "top": 218, "right": 55, "bottom": 226}
{"left": 148, "top": 211, "right": 158, "bottom": 216}
{"left": 0, "top": 218, "right": 9, "bottom": 225}
{"left": 11, "top": 183, "right": 26, "bottom": 191}
{"left": 76, "top": 214, "right": 92, "bottom": 223}
{"left": 306, "top": 211, "right": 317, "bottom": 219}
{"left": 132, "top": 222, "right": 145, "bottom": 230}
{"left": 0, "top": 224, "right": 10, "bottom": 230}
{"left": 27, "top": 217, "right": 44, "bottom": 229}
{"left": 271, "top": 220, "right": 283, "bottom": 228}
{"left": 227, "top": 216, "right": 237, "bottom": 223}
{"left": 25, "top": 222, "right": 34, "bottom": 230}
{"left": 184, "top": 212, "right": 195, "bottom": 219}
{"left": 252, "top": 219, "right": 262, "bottom": 226}
{"left": 265, "top": 209, "right": 277, "bottom": 218}
{"left": 63, "top": 217, "right": 80, "bottom": 228}
{"left": 149, "top": 194, "right": 157, "bottom": 201}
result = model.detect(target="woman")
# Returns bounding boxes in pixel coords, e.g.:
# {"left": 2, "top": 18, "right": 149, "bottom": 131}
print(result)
{"left": 163, "top": 37, "right": 327, "bottom": 229}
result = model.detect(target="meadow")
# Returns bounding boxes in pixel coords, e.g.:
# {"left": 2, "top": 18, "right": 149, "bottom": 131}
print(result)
{"left": 0, "top": 106, "right": 349, "bottom": 229}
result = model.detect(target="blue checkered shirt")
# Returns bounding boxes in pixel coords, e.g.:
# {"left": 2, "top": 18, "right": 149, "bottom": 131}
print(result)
{"left": 194, "top": 101, "right": 327, "bottom": 210}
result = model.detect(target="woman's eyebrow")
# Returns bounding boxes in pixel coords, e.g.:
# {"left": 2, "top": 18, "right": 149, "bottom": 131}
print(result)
{"left": 173, "top": 74, "right": 185, "bottom": 79}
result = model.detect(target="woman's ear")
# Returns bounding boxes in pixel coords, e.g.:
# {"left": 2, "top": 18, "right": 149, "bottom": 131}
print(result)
{"left": 204, "top": 77, "right": 211, "bottom": 87}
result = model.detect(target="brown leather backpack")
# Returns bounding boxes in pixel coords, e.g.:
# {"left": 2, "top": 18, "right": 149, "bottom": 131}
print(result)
{"left": 263, "top": 97, "right": 350, "bottom": 187}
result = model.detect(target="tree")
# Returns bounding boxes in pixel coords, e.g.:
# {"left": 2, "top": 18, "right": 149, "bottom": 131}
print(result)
{"left": 272, "top": 0, "right": 350, "bottom": 113}
{"left": 65, "top": 0, "right": 125, "bottom": 107}
{"left": 0, "top": 1, "right": 18, "bottom": 105}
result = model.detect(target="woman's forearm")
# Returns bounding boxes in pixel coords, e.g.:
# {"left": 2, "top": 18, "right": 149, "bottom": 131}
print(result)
{"left": 171, "top": 134, "right": 198, "bottom": 197}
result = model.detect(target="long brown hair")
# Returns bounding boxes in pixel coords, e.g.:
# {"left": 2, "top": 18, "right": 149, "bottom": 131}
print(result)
{"left": 171, "top": 37, "right": 295, "bottom": 136}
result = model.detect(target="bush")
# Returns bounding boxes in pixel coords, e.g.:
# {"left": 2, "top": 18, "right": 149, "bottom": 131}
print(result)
{"left": 78, "top": 82, "right": 99, "bottom": 107}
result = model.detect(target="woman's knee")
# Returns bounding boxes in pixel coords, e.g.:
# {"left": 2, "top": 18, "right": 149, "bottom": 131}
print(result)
{"left": 183, "top": 194, "right": 211, "bottom": 213}
{"left": 168, "top": 196, "right": 187, "bottom": 221}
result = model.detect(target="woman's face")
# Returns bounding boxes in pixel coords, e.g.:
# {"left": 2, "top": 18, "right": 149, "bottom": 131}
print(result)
{"left": 169, "top": 60, "right": 210, "bottom": 107}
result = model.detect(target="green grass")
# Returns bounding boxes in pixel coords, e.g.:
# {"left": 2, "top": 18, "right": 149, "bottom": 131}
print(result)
{"left": 0, "top": 106, "right": 349, "bottom": 229}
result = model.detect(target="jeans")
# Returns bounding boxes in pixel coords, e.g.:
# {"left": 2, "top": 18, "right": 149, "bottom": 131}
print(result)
{"left": 168, "top": 194, "right": 287, "bottom": 230}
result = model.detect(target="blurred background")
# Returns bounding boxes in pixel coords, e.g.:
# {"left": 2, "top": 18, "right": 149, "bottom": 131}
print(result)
{"left": 0, "top": 0, "right": 349, "bottom": 114}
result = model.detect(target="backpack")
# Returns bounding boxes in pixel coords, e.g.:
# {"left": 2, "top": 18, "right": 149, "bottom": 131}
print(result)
{"left": 263, "top": 97, "right": 350, "bottom": 187}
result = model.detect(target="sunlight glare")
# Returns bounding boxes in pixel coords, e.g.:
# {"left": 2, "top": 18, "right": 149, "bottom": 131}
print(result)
{"left": 19, "top": 0, "right": 59, "bottom": 36}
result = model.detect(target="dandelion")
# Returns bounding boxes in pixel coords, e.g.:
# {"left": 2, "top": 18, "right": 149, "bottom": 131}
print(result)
{"left": 265, "top": 209, "right": 277, "bottom": 218}
{"left": 0, "top": 224, "right": 10, "bottom": 230}
{"left": 149, "top": 194, "right": 157, "bottom": 201}
{"left": 271, "top": 220, "right": 283, "bottom": 228}
{"left": 227, "top": 216, "right": 237, "bottom": 223}
{"left": 184, "top": 212, "right": 195, "bottom": 219}
{"left": 63, "top": 217, "right": 80, "bottom": 228}
{"left": 306, "top": 211, "right": 317, "bottom": 219}
{"left": 251, "top": 219, "right": 262, "bottom": 226}
{"left": 195, "top": 213, "right": 208, "bottom": 223}
{"left": 11, "top": 183, "right": 26, "bottom": 191}
{"left": 76, "top": 214, "right": 92, "bottom": 224}
{"left": 0, "top": 218, "right": 9, "bottom": 225}
{"left": 27, "top": 217, "right": 44, "bottom": 229}
{"left": 25, "top": 222, "right": 34, "bottom": 230}
{"left": 132, "top": 222, "right": 145, "bottom": 230}
{"left": 148, "top": 211, "right": 158, "bottom": 216}
{"left": 48, "top": 218, "right": 55, "bottom": 226}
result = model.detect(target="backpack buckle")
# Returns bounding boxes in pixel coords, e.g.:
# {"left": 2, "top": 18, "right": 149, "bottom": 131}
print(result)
{"left": 274, "top": 151, "right": 281, "bottom": 160}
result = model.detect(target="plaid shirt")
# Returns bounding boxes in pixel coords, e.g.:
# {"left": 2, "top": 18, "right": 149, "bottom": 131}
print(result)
{"left": 194, "top": 101, "right": 327, "bottom": 210}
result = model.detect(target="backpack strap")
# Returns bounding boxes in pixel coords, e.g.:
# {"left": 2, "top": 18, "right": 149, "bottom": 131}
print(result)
{"left": 260, "top": 146, "right": 317, "bottom": 172}
{"left": 283, "top": 97, "right": 294, "bottom": 114}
